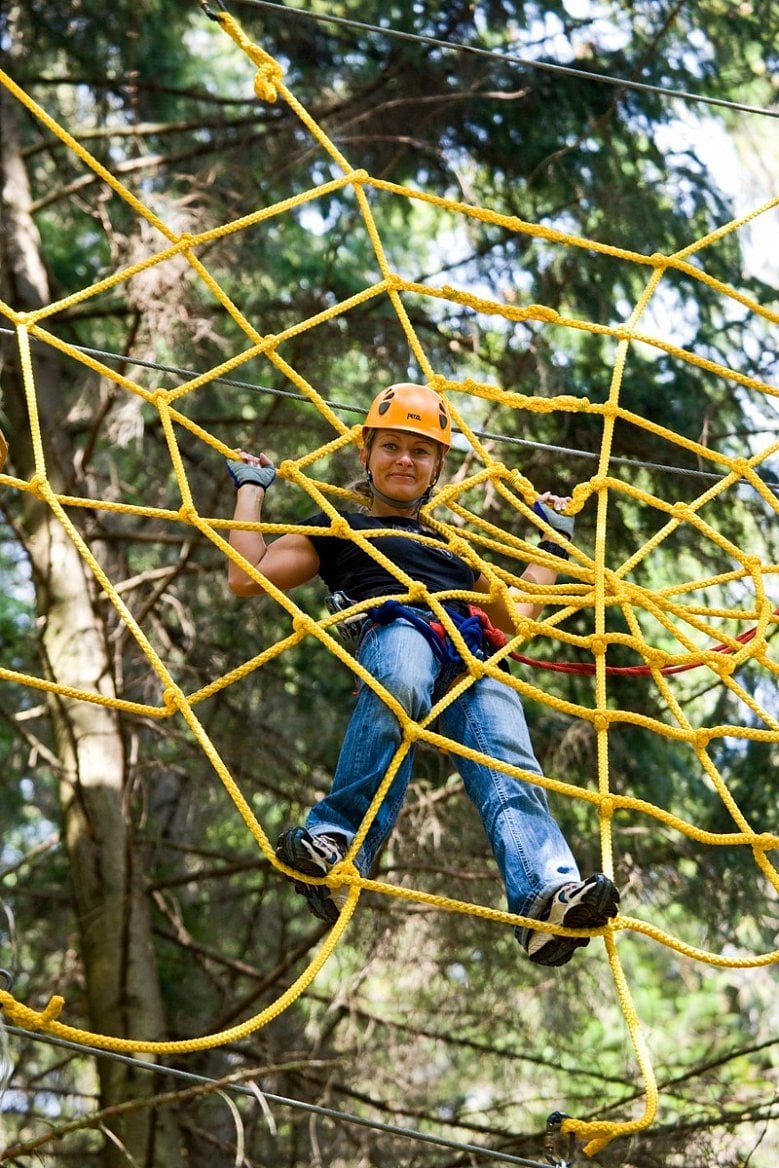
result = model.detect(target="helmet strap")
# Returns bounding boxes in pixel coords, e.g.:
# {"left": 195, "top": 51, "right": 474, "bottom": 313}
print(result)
{"left": 366, "top": 469, "right": 430, "bottom": 511}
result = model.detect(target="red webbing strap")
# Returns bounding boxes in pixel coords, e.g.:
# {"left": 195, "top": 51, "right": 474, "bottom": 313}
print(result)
{"left": 466, "top": 604, "right": 776, "bottom": 678}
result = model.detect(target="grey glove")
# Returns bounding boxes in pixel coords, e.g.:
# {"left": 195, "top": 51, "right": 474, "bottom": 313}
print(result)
{"left": 226, "top": 458, "right": 276, "bottom": 490}
{"left": 533, "top": 499, "right": 575, "bottom": 541}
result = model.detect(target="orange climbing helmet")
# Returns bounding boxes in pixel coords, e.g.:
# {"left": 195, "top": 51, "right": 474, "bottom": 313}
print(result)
{"left": 362, "top": 383, "right": 452, "bottom": 449}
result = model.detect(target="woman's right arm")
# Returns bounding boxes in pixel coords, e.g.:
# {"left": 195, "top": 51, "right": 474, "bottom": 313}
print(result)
{"left": 227, "top": 454, "right": 320, "bottom": 596}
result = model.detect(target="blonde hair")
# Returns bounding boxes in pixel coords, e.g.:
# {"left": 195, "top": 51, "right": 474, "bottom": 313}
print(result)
{"left": 349, "top": 477, "right": 373, "bottom": 506}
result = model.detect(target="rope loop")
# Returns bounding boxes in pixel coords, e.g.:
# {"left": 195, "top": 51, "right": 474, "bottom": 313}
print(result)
{"left": 41, "top": 995, "right": 65, "bottom": 1024}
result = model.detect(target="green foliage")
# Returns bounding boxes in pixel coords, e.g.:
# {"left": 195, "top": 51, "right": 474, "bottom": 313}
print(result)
{"left": 2, "top": 2, "right": 778, "bottom": 1165}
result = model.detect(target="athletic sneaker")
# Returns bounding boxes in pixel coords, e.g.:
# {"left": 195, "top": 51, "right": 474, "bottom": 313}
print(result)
{"left": 276, "top": 827, "right": 348, "bottom": 924}
{"left": 525, "top": 874, "right": 620, "bottom": 967}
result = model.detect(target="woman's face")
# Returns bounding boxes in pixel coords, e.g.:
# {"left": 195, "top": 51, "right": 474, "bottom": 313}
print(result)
{"left": 361, "top": 428, "right": 442, "bottom": 507}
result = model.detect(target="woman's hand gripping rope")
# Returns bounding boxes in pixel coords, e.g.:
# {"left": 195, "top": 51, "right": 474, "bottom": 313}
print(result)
{"left": 226, "top": 450, "right": 277, "bottom": 490}
{"left": 533, "top": 493, "right": 575, "bottom": 559}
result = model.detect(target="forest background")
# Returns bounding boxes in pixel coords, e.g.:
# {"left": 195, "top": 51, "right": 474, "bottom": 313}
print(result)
{"left": 1, "top": 1, "right": 778, "bottom": 1166}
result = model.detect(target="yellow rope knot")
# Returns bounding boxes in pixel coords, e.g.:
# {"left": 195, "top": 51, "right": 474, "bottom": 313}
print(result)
{"left": 215, "top": 12, "right": 283, "bottom": 103}
{"left": 554, "top": 392, "right": 589, "bottom": 412}
{"left": 731, "top": 458, "right": 751, "bottom": 478}
{"left": 27, "top": 473, "right": 48, "bottom": 501}
{"left": 4, "top": 992, "right": 67, "bottom": 1030}
{"left": 179, "top": 503, "right": 198, "bottom": 524}
{"left": 253, "top": 63, "right": 282, "bottom": 103}
{"left": 406, "top": 582, "right": 428, "bottom": 604}
{"left": 440, "top": 283, "right": 466, "bottom": 305}
{"left": 713, "top": 655, "right": 736, "bottom": 678}
{"left": 293, "top": 613, "right": 315, "bottom": 637}
{"left": 274, "top": 459, "right": 296, "bottom": 482}
{"left": 513, "top": 618, "right": 530, "bottom": 640}
{"left": 590, "top": 635, "right": 608, "bottom": 657}
{"left": 671, "top": 502, "right": 693, "bottom": 523}
{"left": 593, "top": 713, "right": 609, "bottom": 732}
{"left": 526, "top": 303, "right": 559, "bottom": 323}
{"left": 329, "top": 516, "right": 352, "bottom": 538}
{"left": 691, "top": 728, "right": 710, "bottom": 750}
{"left": 162, "top": 687, "right": 180, "bottom": 714}
{"left": 329, "top": 858, "right": 360, "bottom": 890}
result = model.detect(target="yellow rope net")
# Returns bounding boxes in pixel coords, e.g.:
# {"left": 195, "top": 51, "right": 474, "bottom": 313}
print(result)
{"left": 1, "top": 10, "right": 778, "bottom": 1157}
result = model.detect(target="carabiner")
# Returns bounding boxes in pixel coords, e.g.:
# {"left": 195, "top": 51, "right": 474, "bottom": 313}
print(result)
{"left": 543, "top": 1111, "right": 576, "bottom": 1167}
{"left": 201, "top": 0, "right": 227, "bottom": 21}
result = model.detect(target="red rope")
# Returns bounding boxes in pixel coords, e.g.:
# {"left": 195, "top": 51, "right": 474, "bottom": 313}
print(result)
{"left": 473, "top": 606, "right": 775, "bottom": 678}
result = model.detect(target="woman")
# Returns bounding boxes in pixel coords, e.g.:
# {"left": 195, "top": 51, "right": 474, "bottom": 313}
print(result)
{"left": 226, "top": 382, "right": 619, "bottom": 966}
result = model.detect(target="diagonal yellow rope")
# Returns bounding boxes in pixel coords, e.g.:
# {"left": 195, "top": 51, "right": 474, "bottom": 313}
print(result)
{"left": 1, "top": 10, "right": 777, "bottom": 1155}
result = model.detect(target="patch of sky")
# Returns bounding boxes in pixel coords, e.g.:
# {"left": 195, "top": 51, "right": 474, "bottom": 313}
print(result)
{"left": 630, "top": 282, "right": 702, "bottom": 354}
{"left": 296, "top": 199, "right": 344, "bottom": 238}
{"left": 481, "top": 0, "right": 632, "bottom": 61}
{"left": 655, "top": 107, "right": 779, "bottom": 284}
{"left": 661, "top": 26, "right": 716, "bottom": 82}
{"left": 731, "top": 395, "right": 779, "bottom": 484}
{"left": 0, "top": 797, "right": 59, "bottom": 869}
{"left": 0, "top": 543, "right": 33, "bottom": 606}
{"left": 184, "top": 23, "right": 273, "bottom": 99}
{"left": 752, "top": 673, "right": 779, "bottom": 722}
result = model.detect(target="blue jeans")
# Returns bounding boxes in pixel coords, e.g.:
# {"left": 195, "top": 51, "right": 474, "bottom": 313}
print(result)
{"left": 306, "top": 616, "right": 580, "bottom": 926}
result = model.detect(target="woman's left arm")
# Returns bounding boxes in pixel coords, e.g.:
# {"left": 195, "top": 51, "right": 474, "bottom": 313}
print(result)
{"left": 473, "top": 563, "right": 558, "bottom": 631}
{"left": 472, "top": 492, "right": 573, "bottom": 633}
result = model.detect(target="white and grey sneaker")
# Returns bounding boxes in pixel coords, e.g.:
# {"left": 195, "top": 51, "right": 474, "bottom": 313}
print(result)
{"left": 526, "top": 874, "right": 620, "bottom": 966}
{"left": 276, "top": 827, "right": 348, "bottom": 924}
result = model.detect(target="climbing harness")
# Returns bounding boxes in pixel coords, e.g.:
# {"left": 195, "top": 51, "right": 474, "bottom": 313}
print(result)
{"left": 325, "top": 592, "right": 500, "bottom": 669}
{"left": 370, "top": 598, "right": 502, "bottom": 668}
{"left": 325, "top": 592, "right": 775, "bottom": 680}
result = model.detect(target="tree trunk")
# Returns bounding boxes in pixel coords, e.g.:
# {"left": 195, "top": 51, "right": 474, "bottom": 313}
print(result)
{"left": 1, "top": 84, "right": 183, "bottom": 1168}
